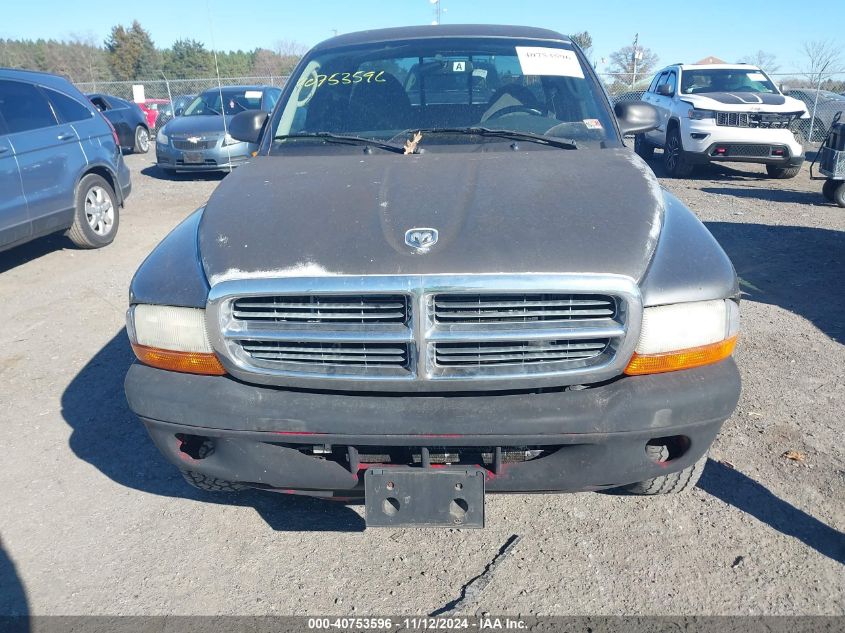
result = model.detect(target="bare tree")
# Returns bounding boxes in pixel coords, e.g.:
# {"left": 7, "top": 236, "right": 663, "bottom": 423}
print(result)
{"left": 801, "top": 39, "right": 844, "bottom": 85}
{"left": 800, "top": 40, "right": 844, "bottom": 139}
{"left": 274, "top": 39, "right": 308, "bottom": 58}
{"left": 608, "top": 34, "right": 658, "bottom": 88}
{"left": 739, "top": 50, "right": 780, "bottom": 73}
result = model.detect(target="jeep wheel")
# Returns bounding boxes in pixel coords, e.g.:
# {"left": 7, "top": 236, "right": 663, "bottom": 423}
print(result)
{"left": 664, "top": 127, "right": 695, "bottom": 177}
{"left": 67, "top": 174, "right": 120, "bottom": 249}
{"left": 134, "top": 126, "right": 150, "bottom": 153}
{"left": 766, "top": 164, "right": 800, "bottom": 179}
{"left": 621, "top": 446, "right": 707, "bottom": 495}
{"left": 180, "top": 470, "right": 246, "bottom": 492}
{"left": 634, "top": 134, "right": 654, "bottom": 160}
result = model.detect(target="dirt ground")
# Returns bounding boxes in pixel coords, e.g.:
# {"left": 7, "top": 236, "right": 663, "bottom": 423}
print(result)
{"left": 0, "top": 150, "right": 842, "bottom": 618}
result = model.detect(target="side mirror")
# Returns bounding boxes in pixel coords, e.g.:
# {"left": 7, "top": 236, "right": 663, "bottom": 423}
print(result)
{"left": 174, "top": 107, "right": 184, "bottom": 117}
{"left": 656, "top": 84, "right": 674, "bottom": 97}
{"left": 229, "top": 110, "right": 269, "bottom": 144}
{"left": 614, "top": 101, "right": 660, "bottom": 136}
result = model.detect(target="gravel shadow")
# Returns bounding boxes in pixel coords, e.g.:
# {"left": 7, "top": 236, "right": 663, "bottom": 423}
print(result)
{"left": 0, "top": 234, "right": 75, "bottom": 274}
{"left": 699, "top": 460, "right": 845, "bottom": 564}
{"left": 140, "top": 165, "right": 228, "bottom": 182}
{"left": 700, "top": 186, "right": 829, "bottom": 206}
{"left": 0, "top": 543, "right": 28, "bottom": 623}
{"left": 705, "top": 222, "right": 845, "bottom": 344}
{"left": 60, "top": 330, "right": 365, "bottom": 532}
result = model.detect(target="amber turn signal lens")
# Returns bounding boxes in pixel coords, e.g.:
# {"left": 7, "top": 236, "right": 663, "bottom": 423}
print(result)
{"left": 131, "top": 343, "right": 227, "bottom": 376}
{"left": 624, "top": 336, "right": 737, "bottom": 376}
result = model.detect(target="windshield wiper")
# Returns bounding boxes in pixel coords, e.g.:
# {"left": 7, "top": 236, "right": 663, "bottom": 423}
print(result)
{"left": 395, "top": 127, "right": 577, "bottom": 150}
{"left": 274, "top": 133, "right": 405, "bottom": 154}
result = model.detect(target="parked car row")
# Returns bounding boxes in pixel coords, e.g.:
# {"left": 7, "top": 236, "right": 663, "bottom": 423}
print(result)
{"left": 0, "top": 68, "right": 131, "bottom": 253}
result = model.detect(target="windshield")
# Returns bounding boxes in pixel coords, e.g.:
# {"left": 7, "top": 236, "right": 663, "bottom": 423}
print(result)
{"left": 183, "top": 88, "right": 264, "bottom": 116}
{"left": 680, "top": 69, "right": 779, "bottom": 95}
{"left": 272, "top": 38, "right": 615, "bottom": 150}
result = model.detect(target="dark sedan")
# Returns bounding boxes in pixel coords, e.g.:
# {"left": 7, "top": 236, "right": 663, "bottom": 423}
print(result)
{"left": 87, "top": 93, "right": 151, "bottom": 153}
{"left": 784, "top": 89, "right": 845, "bottom": 142}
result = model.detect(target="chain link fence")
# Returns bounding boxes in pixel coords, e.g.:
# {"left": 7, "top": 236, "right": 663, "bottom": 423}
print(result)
{"left": 74, "top": 72, "right": 844, "bottom": 143}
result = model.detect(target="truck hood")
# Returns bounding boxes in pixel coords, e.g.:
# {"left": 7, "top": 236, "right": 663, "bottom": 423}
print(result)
{"left": 198, "top": 148, "right": 665, "bottom": 285}
{"left": 682, "top": 92, "right": 808, "bottom": 114}
{"left": 163, "top": 114, "right": 233, "bottom": 137}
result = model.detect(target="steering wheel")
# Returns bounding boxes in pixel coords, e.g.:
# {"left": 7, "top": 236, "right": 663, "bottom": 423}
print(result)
{"left": 487, "top": 105, "right": 544, "bottom": 119}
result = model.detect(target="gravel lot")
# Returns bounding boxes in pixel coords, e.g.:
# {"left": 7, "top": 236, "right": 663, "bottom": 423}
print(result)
{"left": 0, "top": 150, "right": 842, "bottom": 618}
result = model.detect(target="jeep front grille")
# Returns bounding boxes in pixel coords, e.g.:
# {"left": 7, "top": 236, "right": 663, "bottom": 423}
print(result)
{"left": 207, "top": 275, "right": 642, "bottom": 391}
{"left": 715, "top": 111, "right": 795, "bottom": 129}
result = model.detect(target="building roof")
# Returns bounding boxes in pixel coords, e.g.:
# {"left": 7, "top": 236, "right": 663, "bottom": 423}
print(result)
{"left": 312, "top": 24, "right": 569, "bottom": 52}
{"left": 695, "top": 56, "right": 727, "bottom": 65}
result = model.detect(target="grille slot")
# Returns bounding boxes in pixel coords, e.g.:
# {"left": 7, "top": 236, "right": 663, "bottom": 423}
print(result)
{"left": 233, "top": 295, "right": 409, "bottom": 324}
{"left": 173, "top": 139, "right": 217, "bottom": 150}
{"left": 715, "top": 112, "right": 793, "bottom": 129}
{"left": 434, "top": 294, "right": 615, "bottom": 323}
{"left": 240, "top": 341, "right": 410, "bottom": 368}
{"left": 434, "top": 339, "right": 609, "bottom": 367}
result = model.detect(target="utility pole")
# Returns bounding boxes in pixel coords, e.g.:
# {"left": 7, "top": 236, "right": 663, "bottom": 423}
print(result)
{"left": 431, "top": 0, "right": 442, "bottom": 25}
{"left": 631, "top": 33, "right": 643, "bottom": 88}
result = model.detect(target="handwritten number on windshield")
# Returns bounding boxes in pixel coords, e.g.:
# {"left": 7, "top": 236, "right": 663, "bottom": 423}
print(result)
{"left": 299, "top": 70, "right": 386, "bottom": 89}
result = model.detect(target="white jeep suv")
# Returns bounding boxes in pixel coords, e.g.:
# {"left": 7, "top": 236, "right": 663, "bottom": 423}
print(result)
{"left": 636, "top": 64, "right": 808, "bottom": 178}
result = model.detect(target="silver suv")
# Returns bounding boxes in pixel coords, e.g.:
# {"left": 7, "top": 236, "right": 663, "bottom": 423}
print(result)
{"left": 0, "top": 68, "right": 131, "bottom": 253}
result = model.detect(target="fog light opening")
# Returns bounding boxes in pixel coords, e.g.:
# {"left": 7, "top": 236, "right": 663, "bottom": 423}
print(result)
{"left": 176, "top": 434, "right": 215, "bottom": 460}
{"left": 645, "top": 436, "right": 690, "bottom": 464}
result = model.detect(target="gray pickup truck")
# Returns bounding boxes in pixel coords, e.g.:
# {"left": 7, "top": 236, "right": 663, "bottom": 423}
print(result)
{"left": 125, "top": 25, "right": 741, "bottom": 528}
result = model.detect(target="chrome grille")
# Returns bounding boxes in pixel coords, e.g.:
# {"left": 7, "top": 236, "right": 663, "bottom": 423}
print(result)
{"left": 434, "top": 294, "right": 615, "bottom": 323}
{"left": 207, "top": 275, "right": 642, "bottom": 391}
{"left": 715, "top": 112, "right": 794, "bottom": 129}
{"left": 434, "top": 339, "right": 609, "bottom": 367}
{"left": 233, "top": 295, "right": 408, "bottom": 324}
{"left": 173, "top": 138, "right": 217, "bottom": 150}
{"left": 240, "top": 341, "right": 410, "bottom": 370}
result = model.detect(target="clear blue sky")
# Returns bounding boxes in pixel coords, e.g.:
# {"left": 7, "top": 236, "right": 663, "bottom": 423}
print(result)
{"left": 4, "top": 0, "right": 843, "bottom": 73}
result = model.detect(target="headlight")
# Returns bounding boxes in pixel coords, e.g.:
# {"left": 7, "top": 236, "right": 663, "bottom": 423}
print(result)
{"left": 688, "top": 108, "right": 715, "bottom": 120}
{"left": 223, "top": 132, "right": 240, "bottom": 146}
{"left": 157, "top": 130, "right": 169, "bottom": 144}
{"left": 127, "top": 305, "right": 226, "bottom": 375}
{"left": 625, "top": 299, "right": 739, "bottom": 375}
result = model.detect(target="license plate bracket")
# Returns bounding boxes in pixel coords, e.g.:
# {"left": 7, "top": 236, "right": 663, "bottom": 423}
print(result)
{"left": 183, "top": 151, "right": 204, "bottom": 164}
{"left": 365, "top": 467, "right": 485, "bottom": 528}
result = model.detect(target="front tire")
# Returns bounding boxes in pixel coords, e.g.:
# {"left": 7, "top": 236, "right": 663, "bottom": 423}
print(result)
{"left": 134, "top": 125, "right": 150, "bottom": 153}
{"left": 766, "top": 164, "right": 800, "bottom": 179}
{"left": 663, "top": 127, "right": 695, "bottom": 177}
{"left": 634, "top": 134, "right": 654, "bottom": 160}
{"left": 67, "top": 174, "right": 119, "bottom": 249}
{"left": 621, "top": 445, "right": 707, "bottom": 495}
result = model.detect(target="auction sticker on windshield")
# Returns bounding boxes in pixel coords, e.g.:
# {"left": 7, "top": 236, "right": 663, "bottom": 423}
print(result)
{"left": 515, "top": 47, "right": 584, "bottom": 78}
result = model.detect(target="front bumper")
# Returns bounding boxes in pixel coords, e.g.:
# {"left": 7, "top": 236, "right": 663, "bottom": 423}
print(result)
{"left": 125, "top": 359, "right": 741, "bottom": 494}
{"left": 156, "top": 142, "right": 253, "bottom": 172}
{"left": 680, "top": 119, "right": 804, "bottom": 165}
